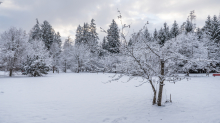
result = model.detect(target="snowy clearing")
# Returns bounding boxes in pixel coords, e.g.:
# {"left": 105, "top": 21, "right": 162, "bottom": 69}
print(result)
{"left": 0, "top": 72, "right": 220, "bottom": 123}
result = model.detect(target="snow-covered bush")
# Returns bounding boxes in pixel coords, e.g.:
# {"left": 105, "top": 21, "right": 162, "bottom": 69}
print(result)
{"left": 21, "top": 55, "right": 49, "bottom": 77}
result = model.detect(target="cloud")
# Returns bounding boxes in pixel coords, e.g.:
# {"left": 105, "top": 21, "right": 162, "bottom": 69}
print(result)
{"left": 0, "top": 0, "right": 219, "bottom": 43}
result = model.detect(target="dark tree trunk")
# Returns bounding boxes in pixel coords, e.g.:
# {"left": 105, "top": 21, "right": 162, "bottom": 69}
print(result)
{"left": 157, "top": 59, "right": 165, "bottom": 106}
{"left": 53, "top": 66, "right": 55, "bottom": 73}
{"left": 9, "top": 69, "right": 13, "bottom": 77}
{"left": 149, "top": 80, "right": 157, "bottom": 105}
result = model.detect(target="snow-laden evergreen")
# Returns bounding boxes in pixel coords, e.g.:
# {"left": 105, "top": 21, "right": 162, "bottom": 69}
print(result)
{"left": 41, "top": 20, "right": 55, "bottom": 50}
{"left": 170, "top": 20, "right": 179, "bottom": 38}
{"left": 106, "top": 19, "right": 120, "bottom": 53}
{"left": 29, "top": 19, "right": 42, "bottom": 41}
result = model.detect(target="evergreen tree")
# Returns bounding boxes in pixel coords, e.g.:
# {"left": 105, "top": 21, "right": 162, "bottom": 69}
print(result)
{"left": 102, "top": 36, "right": 108, "bottom": 50}
{"left": 144, "top": 27, "right": 151, "bottom": 41}
{"left": 164, "top": 22, "right": 171, "bottom": 41}
{"left": 203, "top": 15, "right": 212, "bottom": 35}
{"left": 75, "top": 25, "right": 83, "bottom": 45}
{"left": 210, "top": 15, "right": 220, "bottom": 43}
{"left": 82, "top": 23, "right": 90, "bottom": 44}
{"left": 185, "top": 19, "right": 193, "bottom": 33}
{"left": 30, "top": 18, "right": 42, "bottom": 41}
{"left": 41, "top": 20, "right": 55, "bottom": 50}
{"left": 170, "top": 20, "right": 179, "bottom": 38}
{"left": 90, "top": 19, "right": 99, "bottom": 46}
{"left": 54, "top": 32, "right": 62, "bottom": 48}
{"left": 153, "top": 29, "right": 158, "bottom": 41}
{"left": 106, "top": 19, "right": 120, "bottom": 53}
{"left": 197, "top": 28, "right": 203, "bottom": 41}
{"left": 158, "top": 28, "right": 166, "bottom": 46}
{"left": 22, "top": 55, "right": 50, "bottom": 77}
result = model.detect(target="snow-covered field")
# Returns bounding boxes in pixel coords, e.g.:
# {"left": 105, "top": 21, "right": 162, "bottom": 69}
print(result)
{"left": 0, "top": 72, "right": 220, "bottom": 123}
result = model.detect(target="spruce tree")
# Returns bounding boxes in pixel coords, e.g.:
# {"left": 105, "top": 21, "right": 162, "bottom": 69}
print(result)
{"left": 144, "top": 27, "right": 151, "bottom": 41}
{"left": 164, "top": 22, "right": 171, "bottom": 41}
{"left": 203, "top": 15, "right": 212, "bottom": 35}
{"left": 41, "top": 20, "right": 55, "bottom": 50}
{"left": 170, "top": 20, "right": 179, "bottom": 38}
{"left": 106, "top": 19, "right": 120, "bottom": 53}
{"left": 102, "top": 36, "right": 108, "bottom": 50}
{"left": 22, "top": 55, "right": 50, "bottom": 77}
{"left": 30, "top": 18, "right": 42, "bottom": 41}
{"left": 158, "top": 28, "right": 166, "bottom": 46}
{"left": 153, "top": 29, "right": 158, "bottom": 41}
{"left": 90, "top": 19, "right": 99, "bottom": 46}
{"left": 75, "top": 25, "right": 83, "bottom": 45}
{"left": 185, "top": 19, "right": 193, "bottom": 34}
{"left": 210, "top": 15, "right": 220, "bottom": 43}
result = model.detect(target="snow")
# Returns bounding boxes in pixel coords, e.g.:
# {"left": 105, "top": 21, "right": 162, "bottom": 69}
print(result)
{"left": 0, "top": 72, "right": 220, "bottom": 123}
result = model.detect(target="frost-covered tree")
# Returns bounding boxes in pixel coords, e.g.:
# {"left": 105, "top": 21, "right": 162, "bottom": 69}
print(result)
{"left": 61, "top": 36, "right": 73, "bottom": 72}
{"left": 185, "top": 19, "right": 193, "bottom": 34}
{"left": 170, "top": 20, "right": 179, "bottom": 38}
{"left": 153, "top": 28, "right": 158, "bottom": 41}
{"left": 29, "top": 18, "right": 42, "bottom": 41}
{"left": 0, "top": 27, "right": 28, "bottom": 76}
{"left": 164, "top": 22, "right": 171, "bottom": 40}
{"left": 41, "top": 20, "right": 55, "bottom": 50}
{"left": 158, "top": 28, "right": 166, "bottom": 46}
{"left": 21, "top": 55, "right": 50, "bottom": 77}
{"left": 144, "top": 27, "right": 151, "bottom": 41}
{"left": 106, "top": 19, "right": 120, "bottom": 53}
{"left": 209, "top": 15, "right": 220, "bottom": 43}
{"left": 50, "top": 42, "right": 61, "bottom": 73}
{"left": 75, "top": 25, "right": 83, "bottom": 45}
{"left": 90, "top": 19, "right": 99, "bottom": 46}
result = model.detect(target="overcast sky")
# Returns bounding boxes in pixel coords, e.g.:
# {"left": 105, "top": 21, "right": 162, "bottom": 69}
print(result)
{"left": 0, "top": 0, "right": 220, "bottom": 43}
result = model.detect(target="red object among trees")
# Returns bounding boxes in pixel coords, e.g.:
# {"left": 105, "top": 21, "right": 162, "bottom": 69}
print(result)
{"left": 213, "top": 74, "right": 220, "bottom": 77}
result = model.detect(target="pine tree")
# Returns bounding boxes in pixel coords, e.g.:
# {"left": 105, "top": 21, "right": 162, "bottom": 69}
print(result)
{"left": 210, "top": 15, "right": 220, "bottom": 43}
{"left": 106, "top": 19, "right": 120, "bottom": 53}
{"left": 164, "top": 22, "right": 171, "bottom": 41}
{"left": 153, "top": 29, "right": 158, "bottom": 41}
{"left": 102, "top": 36, "right": 108, "bottom": 50}
{"left": 30, "top": 18, "right": 42, "bottom": 41}
{"left": 170, "top": 20, "right": 179, "bottom": 38}
{"left": 61, "top": 36, "right": 73, "bottom": 72}
{"left": 54, "top": 32, "right": 62, "bottom": 48}
{"left": 82, "top": 23, "right": 90, "bottom": 44}
{"left": 22, "top": 55, "right": 50, "bottom": 77}
{"left": 144, "top": 27, "right": 151, "bottom": 41}
{"left": 75, "top": 25, "right": 83, "bottom": 45}
{"left": 90, "top": 19, "right": 99, "bottom": 46}
{"left": 203, "top": 15, "right": 212, "bottom": 35}
{"left": 41, "top": 20, "right": 55, "bottom": 50}
{"left": 197, "top": 28, "right": 203, "bottom": 41}
{"left": 185, "top": 19, "right": 193, "bottom": 34}
{"left": 158, "top": 28, "right": 166, "bottom": 46}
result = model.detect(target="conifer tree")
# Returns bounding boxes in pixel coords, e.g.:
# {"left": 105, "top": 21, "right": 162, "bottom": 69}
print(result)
{"left": 144, "top": 27, "right": 151, "bottom": 41}
{"left": 210, "top": 15, "right": 220, "bottom": 43}
{"left": 106, "top": 19, "right": 120, "bottom": 53}
{"left": 75, "top": 25, "right": 83, "bottom": 45}
{"left": 158, "top": 28, "right": 166, "bottom": 46}
{"left": 102, "top": 36, "right": 108, "bottom": 50}
{"left": 30, "top": 18, "right": 42, "bottom": 41}
{"left": 153, "top": 29, "right": 158, "bottom": 42}
{"left": 185, "top": 19, "right": 193, "bottom": 34}
{"left": 170, "top": 20, "right": 179, "bottom": 38}
{"left": 203, "top": 15, "right": 212, "bottom": 35}
{"left": 164, "top": 22, "right": 171, "bottom": 41}
{"left": 41, "top": 20, "right": 55, "bottom": 50}
{"left": 90, "top": 19, "right": 99, "bottom": 46}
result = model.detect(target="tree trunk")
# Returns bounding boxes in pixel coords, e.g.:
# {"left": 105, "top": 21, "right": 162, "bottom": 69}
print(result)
{"left": 149, "top": 80, "right": 157, "bottom": 105}
{"left": 9, "top": 69, "right": 13, "bottom": 77}
{"left": 157, "top": 59, "right": 165, "bottom": 106}
{"left": 53, "top": 66, "right": 55, "bottom": 73}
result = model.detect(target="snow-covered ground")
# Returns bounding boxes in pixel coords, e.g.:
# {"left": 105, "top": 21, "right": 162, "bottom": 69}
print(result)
{"left": 0, "top": 72, "right": 220, "bottom": 123}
